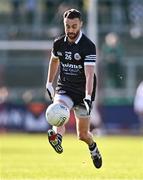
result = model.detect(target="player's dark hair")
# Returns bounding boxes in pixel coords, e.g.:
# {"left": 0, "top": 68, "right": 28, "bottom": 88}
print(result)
{"left": 63, "top": 9, "right": 82, "bottom": 20}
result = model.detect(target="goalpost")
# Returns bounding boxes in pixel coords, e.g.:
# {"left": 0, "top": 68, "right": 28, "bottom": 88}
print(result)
{"left": 87, "top": 0, "right": 102, "bottom": 130}
{"left": 87, "top": 0, "right": 98, "bottom": 47}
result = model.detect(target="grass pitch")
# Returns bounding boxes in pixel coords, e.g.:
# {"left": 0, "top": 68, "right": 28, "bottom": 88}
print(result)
{"left": 0, "top": 133, "right": 143, "bottom": 180}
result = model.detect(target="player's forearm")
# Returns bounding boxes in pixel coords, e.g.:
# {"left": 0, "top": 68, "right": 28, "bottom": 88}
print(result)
{"left": 84, "top": 65, "right": 95, "bottom": 97}
{"left": 47, "top": 58, "right": 59, "bottom": 83}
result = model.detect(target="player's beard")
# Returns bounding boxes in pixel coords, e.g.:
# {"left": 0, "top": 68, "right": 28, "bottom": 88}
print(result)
{"left": 67, "top": 31, "right": 80, "bottom": 41}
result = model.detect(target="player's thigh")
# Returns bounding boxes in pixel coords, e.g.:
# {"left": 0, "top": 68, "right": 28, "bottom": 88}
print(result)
{"left": 54, "top": 94, "right": 73, "bottom": 109}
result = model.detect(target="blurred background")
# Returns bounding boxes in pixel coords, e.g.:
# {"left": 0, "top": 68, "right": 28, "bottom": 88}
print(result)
{"left": 0, "top": 0, "right": 143, "bottom": 135}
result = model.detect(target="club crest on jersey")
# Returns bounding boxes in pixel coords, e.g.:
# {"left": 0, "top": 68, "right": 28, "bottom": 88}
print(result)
{"left": 74, "top": 53, "right": 81, "bottom": 61}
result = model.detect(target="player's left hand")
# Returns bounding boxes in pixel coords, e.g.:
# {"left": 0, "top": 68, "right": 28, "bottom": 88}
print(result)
{"left": 83, "top": 95, "right": 92, "bottom": 115}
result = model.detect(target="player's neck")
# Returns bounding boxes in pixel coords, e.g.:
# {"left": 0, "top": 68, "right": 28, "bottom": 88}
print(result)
{"left": 68, "top": 38, "right": 75, "bottom": 43}
{"left": 67, "top": 37, "right": 76, "bottom": 44}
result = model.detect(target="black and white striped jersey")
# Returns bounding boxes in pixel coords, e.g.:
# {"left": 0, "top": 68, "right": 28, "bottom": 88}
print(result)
{"left": 51, "top": 31, "right": 96, "bottom": 101}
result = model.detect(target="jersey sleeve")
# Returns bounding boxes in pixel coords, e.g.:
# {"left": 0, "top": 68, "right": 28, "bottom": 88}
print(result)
{"left": 84, "top": 43, "right": 96, "bottom": 66}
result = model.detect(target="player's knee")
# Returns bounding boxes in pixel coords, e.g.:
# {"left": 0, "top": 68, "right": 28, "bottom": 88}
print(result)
{"left": 78, "top": 132, "right": 88, "bottom": 142}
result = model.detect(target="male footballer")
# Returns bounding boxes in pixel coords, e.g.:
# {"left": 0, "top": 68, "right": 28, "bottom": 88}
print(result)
{"left": 46, "top": 9, "right": 102, "bottom": 168}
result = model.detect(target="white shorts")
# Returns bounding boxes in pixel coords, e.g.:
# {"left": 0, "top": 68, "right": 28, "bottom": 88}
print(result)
{"left": 54, "top": 94, "right": 90, "bottom": 118}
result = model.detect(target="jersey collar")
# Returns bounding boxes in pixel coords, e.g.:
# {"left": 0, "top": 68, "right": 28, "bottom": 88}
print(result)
{"left": 64, "top": 31, "right": 82, "bottom": 44}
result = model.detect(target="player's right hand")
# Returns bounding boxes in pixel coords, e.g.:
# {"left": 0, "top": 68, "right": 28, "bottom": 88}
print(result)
{"left": 83, "top": 98, "right": 92, "bottom": 115}
{"left": 83, "top": 94, "right": 92, "bottom": 115}
{"left": 46, "top": 82, "right": 54, "bottom": 101}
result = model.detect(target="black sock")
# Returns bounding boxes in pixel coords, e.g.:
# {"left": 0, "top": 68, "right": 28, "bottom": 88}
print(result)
{"left": 57, "top": 133, "right": 62, "bottom": 143}
{"left": 89, "top": 142, "right": 96, "bottom": 151}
